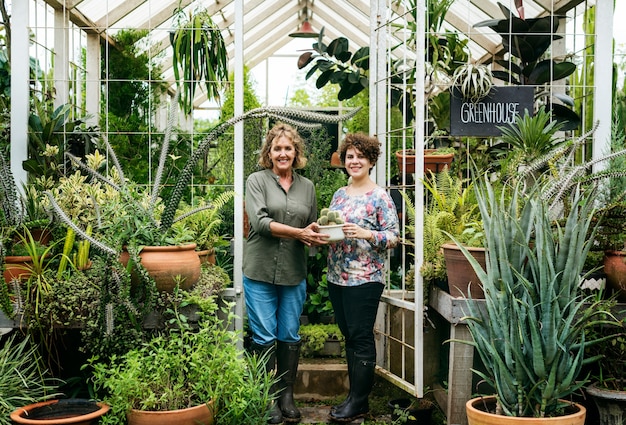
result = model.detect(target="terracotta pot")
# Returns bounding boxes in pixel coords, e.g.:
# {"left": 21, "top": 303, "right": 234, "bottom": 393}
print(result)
{"left": 127, "top": 401, "right": 215, "bottom": 425}
{"left": 330, "top": 151, "right": 342, "bottom": 167}
{"left": 3, "top": 255, "right": 35, "bottom": 283}
{"left": 442, "top": 243, "right": 486, "bottom": 299}
{"left": 197, "top": 249, "right": 216, "bottom": 265}
{"left": 395, "top": 149, "right": 454, "bottom": 174}
{"left": 586, "top": 382, "right": 626, "bottom": 425}
{"left": 119, "top": 243, "right": 201, "bottom": 292}
{"left": 10, "top": 399, "right": 110, "bottom": 425}
{"left": 466, "top": 396, "right": 586, "bottom": 425}
{"left": 603, "top": 250, "right": 626, "bottom": 302}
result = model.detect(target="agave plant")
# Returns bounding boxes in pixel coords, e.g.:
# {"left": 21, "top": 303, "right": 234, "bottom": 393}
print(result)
{"left": 453, "top": 174, "right": 604, "bottom": 417}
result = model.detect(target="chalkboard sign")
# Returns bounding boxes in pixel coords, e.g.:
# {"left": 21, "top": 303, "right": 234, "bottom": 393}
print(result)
{"left": 449, "top": 86, "right": 534, "bottom": 137}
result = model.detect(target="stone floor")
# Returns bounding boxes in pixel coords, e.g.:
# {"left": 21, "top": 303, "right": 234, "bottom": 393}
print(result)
{"left": 298, "top": 405, "right": 391, "bottom": 423}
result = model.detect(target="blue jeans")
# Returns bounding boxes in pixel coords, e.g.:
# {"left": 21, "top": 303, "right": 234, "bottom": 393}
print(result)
{"left": 243, "top": 275, "right": 306, "bottom": 345}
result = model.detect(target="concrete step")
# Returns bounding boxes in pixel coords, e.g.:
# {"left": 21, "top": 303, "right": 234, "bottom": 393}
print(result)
{"left": 295, "top": 359, "right": 348, "bottom": 400}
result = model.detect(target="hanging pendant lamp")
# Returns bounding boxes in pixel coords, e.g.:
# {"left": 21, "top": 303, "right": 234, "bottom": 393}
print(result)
{"left": 289, "top": 19, "right": 319, "bottom": 38}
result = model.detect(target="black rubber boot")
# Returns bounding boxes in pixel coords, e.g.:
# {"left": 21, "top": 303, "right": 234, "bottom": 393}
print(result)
{"left": 331, "top": 347, "right": 354, "bottom": 414}
{"left": 329, "top": 354, "right": 375, "bottom": 422}
{"left": 276, "top": 341, "right": 302, "bottom": 423}
{"left": 251, "top": 341, "right": 282, "bottom": 424}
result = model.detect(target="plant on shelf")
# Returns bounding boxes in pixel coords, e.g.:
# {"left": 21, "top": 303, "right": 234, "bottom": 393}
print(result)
{"left": 299, "top": 323, "right": 345, "bottom": 358}
{"left": 474, "top": 1, "right": 580, "bottom": 128}
{"left": 411, "top": 169, "right": 483, "bottom": 299}
{"left": 170, "top": 4, "right": 229, "bottom": 115}
{"left": 90, "top": 291, "right": 275, "bottom": 425}
{"left": 455, "top": 173, "right": 604, "bottom": 420}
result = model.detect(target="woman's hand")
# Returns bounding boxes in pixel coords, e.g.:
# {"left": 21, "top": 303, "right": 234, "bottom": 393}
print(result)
{"left": 301, "top": 223, "right": 330, "bottom": 246}
{"left": 342, "top": 223, "right": 374, "bottom": 241}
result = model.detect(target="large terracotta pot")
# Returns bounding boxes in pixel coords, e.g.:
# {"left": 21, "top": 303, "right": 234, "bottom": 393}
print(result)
{"left": 466, "top": 396, "right": 586, "bottom": 425}
{"left": 586, "top": 382, "right": 626, "bottom": 425}
{"left": 127, "top": 401, "right": 215, "bottom": 425}
{"left": 119, "top": 243, "right": 201, "bottom": 292}
{"left": 10, "top": 399, "right": 110, "bottom": 425}
{"left": 603, "top": 250, "right": 626, "bottom": 302}
{"left": 442, "top": 243, "right": 486, "bottom": 299}
{"left": 395, "top": 149, "right": 454, "bottom": 174}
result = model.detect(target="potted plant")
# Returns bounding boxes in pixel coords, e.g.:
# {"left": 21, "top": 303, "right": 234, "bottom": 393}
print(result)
{"left": 584, "top": 298, "right": 626, "bottom": 425}
{"left": 173, "top": 191, "right": 235, "bottom": 265}
{"left": 90, "top": 292, "right": 275, "bottom": 425}
{"left": 170, "top": 4, "right": 229, "bottom": 116}
{"left": 408, "top": 169, "right": 484, "bottom": 299}
{"left": 473, "top": 1, "right": 580, "bottom": 129}
{"left": 395, "top": 147, "right": 456, "bottom": 175}
{"left": 299, "top": 323, "right": 345, "bottom": 358}
{"left": 10, "top": 399, "right": 110, "bottom": 425}
{"left": 0, "top": 334, "right": 62, "bottom": 425}
{"left": 449, "top": 63, "right": 494, "bottom": 104}
{"left": 454, "top": 173, "right": 602, "bottom": 421}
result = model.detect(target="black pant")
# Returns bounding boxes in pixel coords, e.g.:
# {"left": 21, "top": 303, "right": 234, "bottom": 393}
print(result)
{"left": 328, "top": 282, "right": 383, "bottom": 358}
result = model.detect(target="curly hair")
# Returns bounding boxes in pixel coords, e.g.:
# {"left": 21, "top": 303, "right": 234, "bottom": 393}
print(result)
{"left": 338, "top": 133, "right": 381, "bottom": 166}
{"left": 258, "top": 122, "right": 307, "bottom": 170}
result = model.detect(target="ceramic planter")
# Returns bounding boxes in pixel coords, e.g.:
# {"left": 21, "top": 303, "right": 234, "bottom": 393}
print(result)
{"left": 442, "top": 243, "right": 486, "bottom": 299}
{"left": 10, "top": 399, "right": 110, "bottom": 425}
{"left": 466, "top": 396, "right": 586, "bottom": 425}
{"left": 119, "top": 243, "right": 201, "bottom": 292}
{"left": 127, "top": 401, "right": 215, "bottom": 425}
{"left": 586, "top": 382, "right": 626, "bottom": 425}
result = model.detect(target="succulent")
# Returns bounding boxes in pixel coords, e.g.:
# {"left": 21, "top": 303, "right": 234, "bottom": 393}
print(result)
{"left": 318, "top": 208, "right": 344, "bottom": 225}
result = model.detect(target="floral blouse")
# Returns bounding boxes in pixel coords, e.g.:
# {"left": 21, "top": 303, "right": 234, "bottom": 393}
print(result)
{"left": 326, "top": 186, "right": 400, "bottom": 287}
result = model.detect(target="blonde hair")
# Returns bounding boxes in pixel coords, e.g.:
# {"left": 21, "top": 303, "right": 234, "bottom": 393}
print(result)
{"left": 258, "top": 122, "right": 308, "bottom": 170}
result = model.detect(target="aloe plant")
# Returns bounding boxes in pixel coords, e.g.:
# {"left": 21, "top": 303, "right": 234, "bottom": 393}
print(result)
{"left": 453, "top": 175, "right": 603, "bottom": 417}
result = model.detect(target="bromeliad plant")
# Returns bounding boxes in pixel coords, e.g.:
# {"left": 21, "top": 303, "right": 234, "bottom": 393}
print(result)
{"left": 453, "top": 174, "right": 604, "bottom": 417}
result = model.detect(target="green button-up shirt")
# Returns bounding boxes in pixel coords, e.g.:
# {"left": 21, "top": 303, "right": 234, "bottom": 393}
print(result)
{"left": 243, "top": 169, "right": 318, "bottom": 286}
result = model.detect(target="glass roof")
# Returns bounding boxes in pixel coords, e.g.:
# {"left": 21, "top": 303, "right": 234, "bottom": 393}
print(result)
{"left": 45, "top": 0, "right": 599, "bottom": 110}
